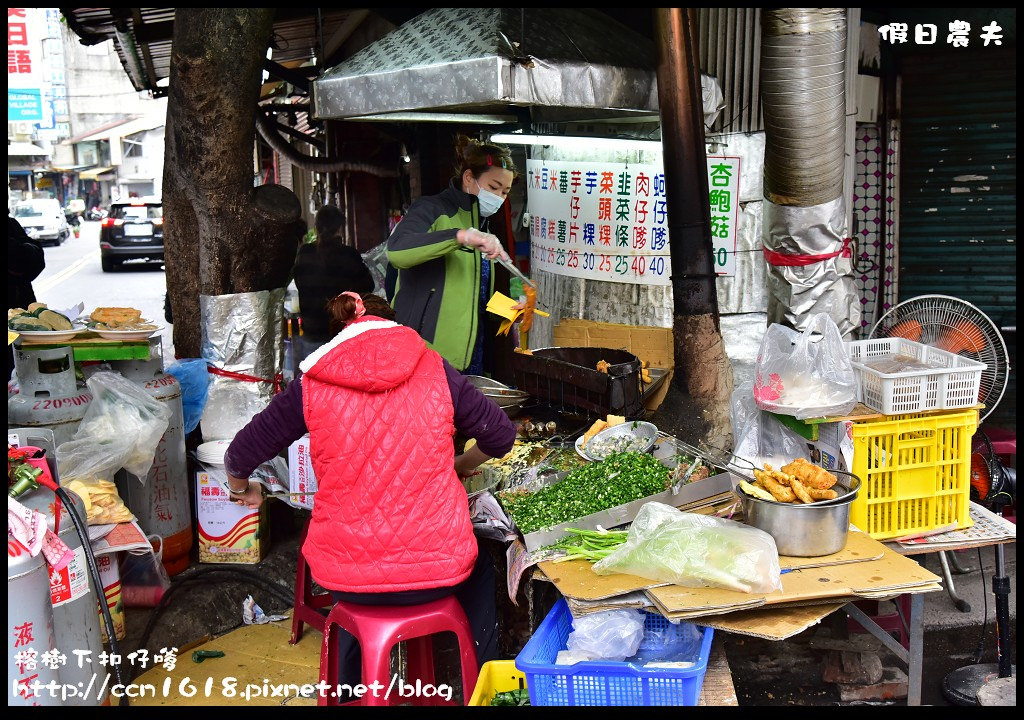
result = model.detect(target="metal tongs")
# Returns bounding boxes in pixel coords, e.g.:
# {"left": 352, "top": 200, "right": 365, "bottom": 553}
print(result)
{"left": 494, "top": 254, "right": 537, "bottom": 288}
{"left": 671, "top": 438, "right": 760, "bottom": 484}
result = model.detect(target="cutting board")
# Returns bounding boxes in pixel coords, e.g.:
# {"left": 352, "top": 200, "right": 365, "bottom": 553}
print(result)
{"left": 537, "top": 530, "right": 887, "bottom": 602}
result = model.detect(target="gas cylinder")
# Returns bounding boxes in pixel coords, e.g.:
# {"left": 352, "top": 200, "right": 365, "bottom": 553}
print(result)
{"left": 8, "top": 346, "right": 92, "bottom": 447}
{"left": 106, "top": 350, "right": 192, "bottom": 576}
{"left": 8, "top": 539, "right": 61, "bottom": 706}
{"left": 20, "top": 482, "right": 109, "bottom": 706}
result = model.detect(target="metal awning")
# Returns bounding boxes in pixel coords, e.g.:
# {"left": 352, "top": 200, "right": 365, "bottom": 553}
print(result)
{"left": 79, "top": 166, "right": 115, "bottom": 181}
{"left": 314, "top": 8, "right": 661, "bottom": 122}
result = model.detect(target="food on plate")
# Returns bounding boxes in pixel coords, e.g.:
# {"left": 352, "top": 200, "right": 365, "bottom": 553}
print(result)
{"left": 90, "top": 306, "right": 143, "bottom": 327}
{"left": 7, "top": 305, "right": 74, "bottom": 332}
{"left": 606, "top": 414, "right": 625, "bottom": 427}
{"left": 781, "top": 457, "right": 838, "bottom": 490}
{"left": 582, "top": 419, "right": 609, "bottom": 447}
{"left": 739, "top": 480, "right": 775, "bottom": 502}
{"left": 595, "top": 359, "right": 611, "bottom": 374}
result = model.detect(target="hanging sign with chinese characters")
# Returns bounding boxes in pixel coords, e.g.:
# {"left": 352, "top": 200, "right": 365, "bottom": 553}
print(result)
{"left": 526, "top": 157, "right": 740, "bottom": 285}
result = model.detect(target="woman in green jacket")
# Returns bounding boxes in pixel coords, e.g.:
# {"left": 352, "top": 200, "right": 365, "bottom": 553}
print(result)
{"left": 387, "top": 135, "right": 516, "bottom": 374}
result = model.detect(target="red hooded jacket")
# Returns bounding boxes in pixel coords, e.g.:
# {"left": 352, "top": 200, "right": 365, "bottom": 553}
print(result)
{"left": 299, "top": 318, "right": 477, "bottom": 593}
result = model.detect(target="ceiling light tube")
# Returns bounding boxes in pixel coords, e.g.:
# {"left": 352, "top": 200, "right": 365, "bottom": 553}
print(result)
{"left": 489, "top": 133, "right": 662, "bottom": 152}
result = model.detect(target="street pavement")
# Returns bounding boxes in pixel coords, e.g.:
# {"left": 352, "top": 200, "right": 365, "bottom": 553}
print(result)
{"left": 31, "top": 220, "right": 174, "bottom": 360}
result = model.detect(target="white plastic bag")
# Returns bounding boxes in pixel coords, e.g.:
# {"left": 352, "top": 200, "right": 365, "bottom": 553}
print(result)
{"left": 565, "top": 609, "right": 646, "bottom": 662}
{"left": 753, "top": 313, "right": 857, "bottom": 420}
{"left": 731, "top": 381, "right": 810, "bottom": 470}
{"left": 593, "top": 502, "right": 782, "bottom": 594}
{"left": 57, "top": 372, "right": 172, "bottom": 483}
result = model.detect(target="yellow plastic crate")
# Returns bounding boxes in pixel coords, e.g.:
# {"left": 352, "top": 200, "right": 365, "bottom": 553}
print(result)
{"left": 850, "top": 408, "right": 978, "bottom": 540}
{"left": 468, "top": 660, "right": 529, "bottom": 707}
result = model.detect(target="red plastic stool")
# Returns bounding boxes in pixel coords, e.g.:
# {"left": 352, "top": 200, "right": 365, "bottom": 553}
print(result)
{"left": 290, "top": 520, "right": 332, "bottom": 644}
{"left": 318, "top": 595, "right": 479, "bottom": 706}
{"left": 847, "top": 595, "right": 912, "bottom": 650}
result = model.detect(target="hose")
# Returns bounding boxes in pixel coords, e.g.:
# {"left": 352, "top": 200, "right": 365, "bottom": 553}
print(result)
{"left": 52, "top": 485, "right": 130, "bottom": 707}
{"left": 255, "top": 112, "right": 399, "bottom": 177}
{"left": 130, "top": 566, "right": 296, "bottom": 682}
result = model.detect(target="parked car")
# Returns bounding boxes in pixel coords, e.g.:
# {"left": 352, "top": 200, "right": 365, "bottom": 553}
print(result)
{"left": 13, "top": 198, "right": 71, "bottom": 246}
{"left": 99, "top": 198, "right": 163, "bottom": 272}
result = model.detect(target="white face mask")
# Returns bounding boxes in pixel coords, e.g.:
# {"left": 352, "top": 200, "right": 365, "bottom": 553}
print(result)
{"left": 475, "top": 181, "right": 506, "bottom": 217}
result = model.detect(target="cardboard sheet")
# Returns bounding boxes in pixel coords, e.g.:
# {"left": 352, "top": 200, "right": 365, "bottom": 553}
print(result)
{"left": 692, "top": 603, "right": 847, "bottom": 641}
{"left": 538, "top": 530, "right": 889, "bottom": 602}
{"left": 648, "top": 542, "right": 940, "bottom": 615}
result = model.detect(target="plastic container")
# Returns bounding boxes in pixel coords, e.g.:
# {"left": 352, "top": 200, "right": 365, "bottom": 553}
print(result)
{"left": 515, "top": 599, "right": 714, "bottom": 706}
{"left": 846, "top": 338, "right": 985, "bottom": 415}
{"left": 849, "top": 408, "right": 978, "bottom": 540}
{"left": 468, "top": 660, "right": 529, "bottom": 706}
{"left": 511, "top": 347, "right": 643, "bottom": 419}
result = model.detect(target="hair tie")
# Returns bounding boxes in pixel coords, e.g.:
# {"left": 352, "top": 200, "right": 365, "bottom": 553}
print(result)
{"left": 486, "top": 154, "right": 493, "bottom": 166}
{"left": 341, "top": 291, "right": 365, "bottom": 319}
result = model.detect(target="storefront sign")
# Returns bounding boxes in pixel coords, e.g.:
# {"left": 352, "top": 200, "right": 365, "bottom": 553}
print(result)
{"left": 7, "top": 88, "right": 42, "bottom": 121}
{"left": 526, "top": 157, "right": 741, "bottom": 285}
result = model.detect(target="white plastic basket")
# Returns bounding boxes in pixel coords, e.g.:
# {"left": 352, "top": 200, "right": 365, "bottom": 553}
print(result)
{"left": 846, "top": 338, "right": 986, "bottom": 415}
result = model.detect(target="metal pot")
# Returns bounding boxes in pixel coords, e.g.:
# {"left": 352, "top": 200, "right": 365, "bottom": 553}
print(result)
{"left": 736, "top": 471, "right": 861, "bottom": 557}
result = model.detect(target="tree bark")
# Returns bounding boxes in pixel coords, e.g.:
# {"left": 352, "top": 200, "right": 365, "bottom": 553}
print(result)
{"left": 650, "top": 7, "right": 734, "bottom": 448}
{"left": 163, "top": 8, "right": 302, "bottom": 358}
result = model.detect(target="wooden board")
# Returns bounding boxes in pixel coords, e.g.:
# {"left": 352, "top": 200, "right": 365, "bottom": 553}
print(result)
{"left": 537, "top": 530, "right": 887, "bottom": 602}
{"left": 698, "top": 639, "right": 738, "bottom": 706}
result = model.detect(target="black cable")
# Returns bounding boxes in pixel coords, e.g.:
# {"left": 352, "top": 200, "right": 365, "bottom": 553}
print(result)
{"left": 53, "top": 486, "right": 130, "bottom": 707}
{"left": 131, "top": 566, "right": 295, "bottom": 681}
{"left": 972, "top": 547, "right": 988, "bottom": 665}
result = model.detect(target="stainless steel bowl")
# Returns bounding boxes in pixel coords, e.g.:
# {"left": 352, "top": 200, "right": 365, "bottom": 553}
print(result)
{"left": 736, "top": 471, "right": 861, "bottom": 557}
{"left": 584, "top": 421, "right": 659, "bottom": 460}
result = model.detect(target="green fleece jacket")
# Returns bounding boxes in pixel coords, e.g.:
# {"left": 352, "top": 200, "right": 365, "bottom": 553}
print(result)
{"left": 386, "top": 182, "right": 495, "bottom": 371}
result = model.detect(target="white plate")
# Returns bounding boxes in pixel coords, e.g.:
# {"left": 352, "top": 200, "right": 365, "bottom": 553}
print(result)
{"left": 574, "top": 436, "right": 597, "bottom": 462}
{"left": 93, "top": 326, "right": 163, "bottom": 341}
{"left": 12, "top": 329, "right": 83, "bottom": 343}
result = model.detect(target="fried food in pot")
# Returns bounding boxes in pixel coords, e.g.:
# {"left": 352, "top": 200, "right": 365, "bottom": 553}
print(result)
{"left": 781, "top": 457, "right": 838, "bottom": 490}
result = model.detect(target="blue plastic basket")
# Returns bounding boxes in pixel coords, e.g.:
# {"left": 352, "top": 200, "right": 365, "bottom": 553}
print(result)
{"left": 515, "top": 599, "right": 714, "bottom": 706}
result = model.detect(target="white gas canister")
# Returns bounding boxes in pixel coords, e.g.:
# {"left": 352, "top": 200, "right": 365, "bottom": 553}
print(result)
{"left": 8, "top": 539, "right": 61, "bottom": 706}
{"left": 101, "top": 347, "right": 192, "bottom": 576}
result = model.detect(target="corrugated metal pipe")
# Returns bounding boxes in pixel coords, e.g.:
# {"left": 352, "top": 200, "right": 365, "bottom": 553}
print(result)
{"left": 255, "top": 112, "right": 399, "bottom": 178}
{"left": 760, "top": 8, "right": 859, "bottom": 335}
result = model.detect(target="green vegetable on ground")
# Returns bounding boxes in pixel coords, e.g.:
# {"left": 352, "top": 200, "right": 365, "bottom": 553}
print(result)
{"left": 499, "top": 451, "right": 673, "bottom": 534}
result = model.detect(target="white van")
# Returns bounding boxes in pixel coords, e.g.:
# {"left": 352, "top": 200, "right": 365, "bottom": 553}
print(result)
{"left": 14, "top": 198, "right": 71, "bottom": 246}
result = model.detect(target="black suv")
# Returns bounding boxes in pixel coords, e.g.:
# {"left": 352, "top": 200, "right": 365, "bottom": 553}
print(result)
{"left": 99, "top": 198, "right": 163, "bottom": 272}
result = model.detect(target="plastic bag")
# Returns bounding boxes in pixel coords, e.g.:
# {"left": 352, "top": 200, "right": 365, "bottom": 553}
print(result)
{"left": 120, "top": 534, "right": 172, "bottom": 608}
{"left": 166, "top": 359, "right": 211, "bottom": 434}
{"left": 627, "top": 620, "right": 702, "bottom": 664}
{"left": 361, "top": 240, "right": 390, "bottom": 299}
{"left": 731, "top": 381, "right": 810, "bottom": 470}
{"left": 565, "top": 609, "right": 646, "bottom": 662}
{"left": 753, "top": 313, "right": 857, "bottom": 420}
{"left": 593, "top": 502, "right": 782, "bottom": 594}
{"left": 56, "top": 372, "right": 172, "bottom": 483}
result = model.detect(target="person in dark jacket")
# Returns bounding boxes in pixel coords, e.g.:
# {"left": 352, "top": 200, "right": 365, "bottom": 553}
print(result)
{"left": 223, "top": 291, "right": 516, "bottom": 688}
{"left": 8, "top": 214, "right": 46, "bottom": 380}
{"left": 292, "top": 205, "right": 374, "bottom": 366}
{"left": 386, "top": 135, "right": 517, "bottom": 374}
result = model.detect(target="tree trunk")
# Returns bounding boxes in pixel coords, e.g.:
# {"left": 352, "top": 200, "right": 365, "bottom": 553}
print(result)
{"left": 163, "top": 8, "right": 302, "bottom": 358}
{"left": 650, "top": 7, "right": 735, "bottom": 449}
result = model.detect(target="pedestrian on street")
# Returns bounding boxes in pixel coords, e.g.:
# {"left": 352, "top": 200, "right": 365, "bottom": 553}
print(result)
{"left": 7, "top": 213, "right": 46, "bottom": 380}
{"left": 292, "top": 205, "right": 374, "bottom": 367}
{"left": 223, "top": 291, "right": 516, "bottom": 688}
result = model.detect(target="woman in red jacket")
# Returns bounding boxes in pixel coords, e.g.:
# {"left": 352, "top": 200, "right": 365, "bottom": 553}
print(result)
{"left": 224, "top": 292, "right": 516, "bottom": 688}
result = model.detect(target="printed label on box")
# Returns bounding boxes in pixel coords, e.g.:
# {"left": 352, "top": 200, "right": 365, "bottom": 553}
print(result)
{"left": 288, "top": 435, "right": 318, "bottom": 510}
{"left": 196, "top": 472, "right": 266, "bottom": 564}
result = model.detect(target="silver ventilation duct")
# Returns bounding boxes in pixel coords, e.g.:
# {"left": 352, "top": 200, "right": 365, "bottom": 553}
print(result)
{"left": 760, "top": 8, "right": 859, "bottom": 335}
